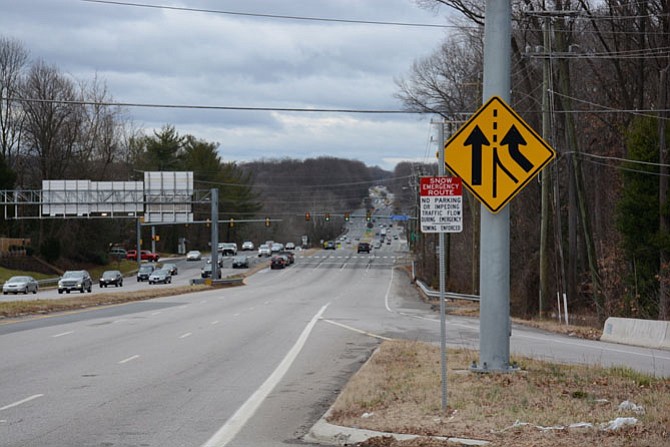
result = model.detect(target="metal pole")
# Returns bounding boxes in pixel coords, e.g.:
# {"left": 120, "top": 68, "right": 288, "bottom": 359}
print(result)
{"left": 136, "top": 217, "right": 141, "bottom": 270}
{"left": 151, "top": 225, "right": 156, "bottom": 254}
{"left": 210, "top": 188, "right": 219, "bottom": 280}
{"left": 477, "top": 0, "right": 512, "bottom": 372}
{"left": 437, "top": 121, "right": 448, "bottom": 410}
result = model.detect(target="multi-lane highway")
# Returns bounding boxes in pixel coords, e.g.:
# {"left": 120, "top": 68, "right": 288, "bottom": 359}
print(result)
{"left": 1, "top": 229, "right": 669, "bottom": 447}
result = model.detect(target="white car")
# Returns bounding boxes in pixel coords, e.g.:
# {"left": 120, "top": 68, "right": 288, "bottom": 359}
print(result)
{"left": 285, "top": 242, "right": 296, "bottom": 250}
{"left": 186, "top": 250, "right": 202, "bottom": 261}
{"left": 258, "top": 244, "right": 271, "bottom": 257}
{"left": 241, "top": 241, "right": 255, "bottom": 251}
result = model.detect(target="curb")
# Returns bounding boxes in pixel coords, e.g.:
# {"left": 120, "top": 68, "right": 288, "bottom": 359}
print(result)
{"left": 304, "top": 409, "right": 490, "bottom": 446}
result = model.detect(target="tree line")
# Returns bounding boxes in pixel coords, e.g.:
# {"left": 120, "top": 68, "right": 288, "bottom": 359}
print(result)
{"left": 396, "top": 0, "right": 670, "bottom": 321}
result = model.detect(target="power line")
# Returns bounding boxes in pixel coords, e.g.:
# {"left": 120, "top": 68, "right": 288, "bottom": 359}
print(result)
{"left": 6, "top": 96, "right": 422, "bottom": 114}
{"left": 81, "top": 0, "right": 454, "bottom": 29}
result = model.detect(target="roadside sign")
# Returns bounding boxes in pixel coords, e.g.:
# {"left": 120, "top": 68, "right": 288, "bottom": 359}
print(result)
{"left": 420, "top": 176, "right": 462, "bottom": 233}
{"left": 444, "top": 96, "right": 556, "bottom": 213}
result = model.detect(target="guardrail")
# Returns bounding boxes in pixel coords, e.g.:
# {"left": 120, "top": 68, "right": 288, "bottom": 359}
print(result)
{"left": 415, "top": 279, "right": 480, "bottom": 302}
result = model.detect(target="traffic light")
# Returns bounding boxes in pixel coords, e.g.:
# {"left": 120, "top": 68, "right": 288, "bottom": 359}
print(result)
{"left": 325, "top": 213, "right": 331, "bottom": 222}
{"left": 265, "top": 217, "right": 271, "bottom": 227}
{"left": 366, "top": 211, "right": 372, "bottom": 221}
{"left": 229, "top": 218, "right": 235, "bottom": 228}
{"left": 305, "top": 212, "right": 311, "bottom": 221}
{"left": 344, "top": 212, "right": 350, "bottom": 222}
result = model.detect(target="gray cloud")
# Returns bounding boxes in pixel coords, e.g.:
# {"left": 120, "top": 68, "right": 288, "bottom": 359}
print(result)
{"left": 1, "top": 0, "right": 449, "bottom": 170}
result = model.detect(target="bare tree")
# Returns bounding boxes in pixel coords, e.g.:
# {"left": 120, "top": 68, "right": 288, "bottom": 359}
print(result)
{"left": 0, "top": 36, "right": 29, "bottom": 163}
{"left": 21, "top": 60, "right": 82, "bottom": 182}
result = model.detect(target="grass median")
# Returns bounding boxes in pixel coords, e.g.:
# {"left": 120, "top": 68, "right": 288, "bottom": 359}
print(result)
{"left": 328, "top": 340, "right": 669, "bottom": 447}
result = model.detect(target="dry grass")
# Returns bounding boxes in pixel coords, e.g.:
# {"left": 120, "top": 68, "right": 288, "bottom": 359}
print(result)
{"left": 0, "top": 284, "right": 211, "bottom": 319}
{"left": 328, "top": 340, "right": 670, "bottom": 447}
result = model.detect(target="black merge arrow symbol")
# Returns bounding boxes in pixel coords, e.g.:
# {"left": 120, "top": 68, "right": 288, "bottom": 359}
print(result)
{"left": 501, "top": 124, "right": 533, "bottom": 172}
{"left": 463, "top": 125, "right": 489, "bottom": 186}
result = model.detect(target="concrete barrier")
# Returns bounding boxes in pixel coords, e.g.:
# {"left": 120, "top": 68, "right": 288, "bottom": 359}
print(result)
{"left": 600, "top": 317, "right": 670, "bottom": 350}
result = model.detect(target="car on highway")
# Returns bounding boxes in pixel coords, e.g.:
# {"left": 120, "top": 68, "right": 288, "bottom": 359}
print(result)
{"left": 161, "top": 263, "right": 178, "bottom": 275}
{"left": 186, "top": 250, "right": 202, "bottom": 261}
{"left": 136, "top": 264, "right": 155, "bottom": 282}
{"left": 108, "top": 247, "right": 127, "bottom": 259}
{"left": 270, "top": 255, "right": 287, "bottom": 269}
{"left": 241, "top": 241, "right": 255, "bottom": 251}
{"left": 200, "top": 263, "right": 221, "bottom": 279}
{"left": 2, "top": 275, "right": 39, "bottom": 295}
{"left": 324, "top": 240, "right": 336, "bottom": 250}
{"left": 126, "top": 249, "right": 159, "bottom": 262}
{"left": 258, "top": 244, "right": 271, "bottom": 257}
{"left": 285, "top": 242, "right": 296, "bottom": 250}
{"left": 99, "top": 270, "right": 123, "bottom": 288}
{"left": 58, "top": 270, "right": 92, "bottom": 294}
{"left": 271, "top": 242, "right": 284, "bottom": 253}
{"left": 218, "top": 242, "right": 238, "bottom": 256}
{"left": 148, "top": 268, "right": 172, "bottom": 285}
{"left": 205, "top": 256, "right": 223, "bottom": 267}
{"left": 357, "top": 242, "right": 371, "bottom": 253}
{"left": 232, "top": 255, "right": 250, "bottom": 268}
{"left": 277, "top": 251, "right": 295, "bottom": 265}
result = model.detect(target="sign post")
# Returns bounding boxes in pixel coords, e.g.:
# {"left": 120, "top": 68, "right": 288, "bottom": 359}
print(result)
{"left": 420, "top": 177, "right": 463, "bottom": 234}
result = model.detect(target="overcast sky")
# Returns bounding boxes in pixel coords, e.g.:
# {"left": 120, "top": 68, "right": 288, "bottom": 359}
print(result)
{"left": 1, "top": 0, "right": 453, "bottom": 171}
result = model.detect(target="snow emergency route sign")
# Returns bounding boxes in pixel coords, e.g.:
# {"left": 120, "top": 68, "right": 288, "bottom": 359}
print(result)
{"left": 420, "top": 176, "right": 462, "bottom": 233}
{"left": 444, "top": 96, "right": 556, "bottom": 213}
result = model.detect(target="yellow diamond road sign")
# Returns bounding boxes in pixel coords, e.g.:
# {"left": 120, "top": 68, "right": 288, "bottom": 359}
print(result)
{"left": 444, "top": 96, "right": 556, "bottom": 213}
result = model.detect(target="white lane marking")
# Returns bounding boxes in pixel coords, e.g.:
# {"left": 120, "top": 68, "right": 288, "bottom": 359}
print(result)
{"left": 384, "top": 267, "right": 396, "bottom": 312}
{"left": 211, "top": 320, "right": 220, "bottom": 325}
{"left": 0, "top": 394, "right": 44, "bottom": 411}
{"left": 151, "top": 311, "right": 162, "bottom": 316}
{"left": 118, "top": 355, "right": 140, "bottom": 364}
{"left": 202, "top": 303, "right": 330, "bottom": 447}
{"left": 233, "top": 313, "right": 241, "bottom": 317}
{"left": 179, "top": 332, "right": 192, "bottom": 339}
{"left": 51, "top": 331, "right": 74, "bottom": 338}
{"left": 322, "top": 319, "right": 391, "bottom": 341}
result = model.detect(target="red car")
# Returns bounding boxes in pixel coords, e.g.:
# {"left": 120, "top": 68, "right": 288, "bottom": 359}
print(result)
{"left": 126, "top": 249, "right": 159, "bottom": 262}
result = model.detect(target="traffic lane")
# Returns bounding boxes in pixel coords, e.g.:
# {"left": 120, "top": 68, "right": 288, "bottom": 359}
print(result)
{"left": 1, "top": 257, "right": 228, "bottom": 302}
{"left": 0, "top": 262, "right": 359, "bottom": 446}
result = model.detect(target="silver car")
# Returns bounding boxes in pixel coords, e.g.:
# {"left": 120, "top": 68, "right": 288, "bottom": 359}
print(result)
{"left": 2, "top": 276, "right": 39, "bottom": 295}
{"left": 148, "top": 268, "right": 172, "bottom": 285}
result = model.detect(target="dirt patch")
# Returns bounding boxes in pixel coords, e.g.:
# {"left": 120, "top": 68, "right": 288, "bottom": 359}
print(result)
{"left": 328, "top": 340, "right": 670, "bottom": 447}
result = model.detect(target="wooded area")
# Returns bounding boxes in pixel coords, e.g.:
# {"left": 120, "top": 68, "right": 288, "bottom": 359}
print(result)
{"left": 395, "top": 0, "right": 670, "bottom": 321}
{"left": 1, "top": 0, "right": 670, "bottom": 323}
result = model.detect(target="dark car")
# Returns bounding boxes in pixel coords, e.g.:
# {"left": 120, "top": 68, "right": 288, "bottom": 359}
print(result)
{"left": 136, "top": 264, "right": 155, "bottom": 282}
{"left": 357, "top": 242, "right": 371, "bottom": 254}
{"left": 232, "top": 255, "right": 250, "bottom": 268}
{"left": 270, "top": 255, "right": 286, "bottom": 269}
{"left": 277, "top": 251, "right": 295, "bottom": 265}
{"left": 161, "top": 263, "right": 178, "bottom": 275}
{"left": 201, "top": 263, "right": 222, "bottom": 279}
{"left": 58, "top": 270, "right": 92, "bottom": 294}
{"left": 99, "top": 270, "right": 123, "bottom": 288}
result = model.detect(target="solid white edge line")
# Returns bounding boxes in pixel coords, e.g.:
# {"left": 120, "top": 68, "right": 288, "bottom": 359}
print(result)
{"left": 322, "top": 319, "right": 391, "bottom": 341}
{"left": 202, "top": 303, "right": 330, "bottom": 447}
{"left": 179, "top": 332, "right": 192, "bottom": 339}
{"left": 0, "top": 394, "right": 44, "bottom": 411}
{"left": 51, "top": 331, "right": 74, "bottom": 338}
{"left": 118, "top": 355, "right": 140, "bottom": 364}
{"left": 384, "top": 267, "right": 395, "bottom": 313}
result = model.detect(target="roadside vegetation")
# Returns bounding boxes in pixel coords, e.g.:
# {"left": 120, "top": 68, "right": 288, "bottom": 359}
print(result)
{"left": 329, "top": 340, "right": 670, "bottom": 447}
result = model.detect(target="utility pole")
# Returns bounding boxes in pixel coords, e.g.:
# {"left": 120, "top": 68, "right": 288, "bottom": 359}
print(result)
{"left": 437, "top": 121, "right": 448, "bottom": 411}
{"left": 210, "top": 188, "right": 219, "bottom": 280}
{"left": 539, "top": 17, "right": 552, "bottom": 317}
{"left": 476, "top": 0, "right": 513, "bottom": 372}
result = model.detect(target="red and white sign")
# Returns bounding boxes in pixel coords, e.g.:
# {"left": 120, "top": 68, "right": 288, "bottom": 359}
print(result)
{"left": 420, "top": 176, "right": 463, "bottom": 233}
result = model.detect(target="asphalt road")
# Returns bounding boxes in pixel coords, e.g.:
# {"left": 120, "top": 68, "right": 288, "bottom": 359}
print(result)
{"left": 1, "top": 230, "right": 669, "bottom": 446}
